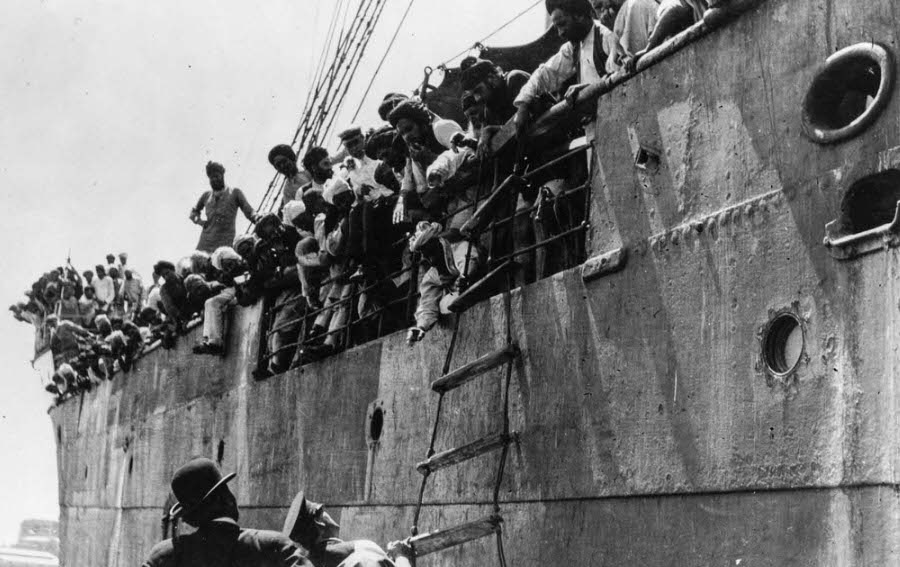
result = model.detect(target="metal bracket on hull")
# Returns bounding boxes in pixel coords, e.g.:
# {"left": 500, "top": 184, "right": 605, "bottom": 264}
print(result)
{"left": 823, "top": 201, "right": 900, "bottom": 260}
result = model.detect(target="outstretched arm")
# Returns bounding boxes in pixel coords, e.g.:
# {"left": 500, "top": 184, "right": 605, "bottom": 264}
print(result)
{"left": 234, "top": 188, "right": 259, "bottom": 223}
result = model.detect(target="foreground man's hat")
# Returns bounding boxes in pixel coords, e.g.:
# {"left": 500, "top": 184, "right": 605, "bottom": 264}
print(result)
{"left": 168, "top": 457, "right": 236, "bottom": 518}
{"left": 283, "top": 491, "right": 322, "bottom": 544}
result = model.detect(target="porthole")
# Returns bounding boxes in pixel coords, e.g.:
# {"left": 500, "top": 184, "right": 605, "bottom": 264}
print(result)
{"left": 838, "top": 170, "right": 900, "bottom": 235}
{"left": 369, "top": 407, "right": 384, "bottom": 442}
{"left": 761, "top": 313, "right": 805, "bottom": 377}
{"left": 801, "top": 43, "right": 894, "bottom": 144}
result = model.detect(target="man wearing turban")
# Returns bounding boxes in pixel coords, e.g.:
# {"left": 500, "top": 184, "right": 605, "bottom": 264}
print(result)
{"left": 190, "top": 161, "right": 260, "bottom": 253}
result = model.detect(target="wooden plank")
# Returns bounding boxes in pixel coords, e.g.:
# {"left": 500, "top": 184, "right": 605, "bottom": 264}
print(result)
{"left": 416, "top": 432, "right": 513, "bottom": 475}
{"left": 411, "top": 515, "right": 502, "bottom": 557}
{"left": 431, "top": 343, "right": 518, "bottom": 394}
{"left": 446, "top": 260, "right": 513, "bottom": 314}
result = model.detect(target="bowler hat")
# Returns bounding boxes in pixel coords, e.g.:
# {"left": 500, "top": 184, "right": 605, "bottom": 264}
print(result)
{"left": 169, "top": 457, "right": 236, "bottom": 518}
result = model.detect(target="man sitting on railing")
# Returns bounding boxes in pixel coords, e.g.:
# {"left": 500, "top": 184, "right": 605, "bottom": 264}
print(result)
{"left": 405, "top": 221, "right": 483, "bottom": 345}
{"left": 513, "top": 0, "right": 624, "bottom": 138}
{"left": 193, "top": 243, "right": 251, "bottom": 356}
{"left": 184, "top": 274, "right": 224, "bottom": 319}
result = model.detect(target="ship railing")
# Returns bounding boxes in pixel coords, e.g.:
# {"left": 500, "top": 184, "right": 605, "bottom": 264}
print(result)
{"left": 259, "top": 128, "right": 593, "bottom": 368}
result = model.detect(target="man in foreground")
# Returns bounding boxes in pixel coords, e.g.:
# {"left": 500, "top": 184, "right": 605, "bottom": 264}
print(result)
{"left": 283, "top": 492, "right": 393, "bottom": 567}
{"left": 142, "top": 457, "right": 311, "bottom": 567}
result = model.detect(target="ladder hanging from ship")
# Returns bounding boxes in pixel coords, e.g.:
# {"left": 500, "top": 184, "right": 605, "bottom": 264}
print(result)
{"left": 405, "top": 268, "right": 519, "bottom": 565}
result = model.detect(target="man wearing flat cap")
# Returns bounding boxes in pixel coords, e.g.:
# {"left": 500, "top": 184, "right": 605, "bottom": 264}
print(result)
{"left": 190, "top": 161, "right": 261, "bottom": 253}
{"left": 283, "top": 492, "right": 393, "bottom": 567}
{"left": 513, "top": 0, "right": 624, "bottom": 138}
{"left": 142, "top": 457, "right": 312, "bottom": 567}
{"left": 337, "top": 126, "right": 395, "bottom": 204}
{"left": 269, "top": 144, "right": 313, "bottom": 212}
{"left": 337, "top": 125, "right": 399, "bottom": 285}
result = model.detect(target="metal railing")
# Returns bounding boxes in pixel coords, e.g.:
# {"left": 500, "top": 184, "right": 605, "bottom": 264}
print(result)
{"left": 258, "top": 129, "right": 593, "bottom": 371}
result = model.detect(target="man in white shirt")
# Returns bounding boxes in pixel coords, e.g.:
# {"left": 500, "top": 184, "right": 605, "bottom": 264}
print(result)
{"left": 337, "top": 126, "right": 395, "bottom": 203}
{"left": 91, "top": 264, "right": 116, "bottom": 310}
{"left": 337, "top": 126, "right": 400, "bottom": 285}
{"left": 514, "top": 0, "right": 624, "bottom": 138}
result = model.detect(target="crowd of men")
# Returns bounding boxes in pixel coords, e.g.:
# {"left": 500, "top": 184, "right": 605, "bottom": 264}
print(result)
{"left": 14, "top": 0, "right": 709, "bottom": 400}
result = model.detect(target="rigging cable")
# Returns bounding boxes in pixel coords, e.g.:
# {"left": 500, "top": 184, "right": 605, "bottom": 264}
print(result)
{"left": 349, "top": 0, "right": 418, "bottom": 123}
{"left": 438, "top": 0, "right": 543, "bottom": 67}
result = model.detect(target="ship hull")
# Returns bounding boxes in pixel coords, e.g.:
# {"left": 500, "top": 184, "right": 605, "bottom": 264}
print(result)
{"left": 51, "top": 0, "right": 900, "bottom": 564}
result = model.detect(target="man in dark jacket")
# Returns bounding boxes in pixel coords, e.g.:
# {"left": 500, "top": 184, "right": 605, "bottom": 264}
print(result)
{"left": 142, "top": 457, "right": 312, "bottom": 567}
{"left": 283, "top": 492, "right": 392, "bottom": 567}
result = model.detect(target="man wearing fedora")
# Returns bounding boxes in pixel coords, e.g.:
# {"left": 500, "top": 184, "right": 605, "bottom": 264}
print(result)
{"left": 142, "top": 457, "right": 312, "bottom": 567}
{"left": 283, "top": 492, "right": 394, "bottom": 567}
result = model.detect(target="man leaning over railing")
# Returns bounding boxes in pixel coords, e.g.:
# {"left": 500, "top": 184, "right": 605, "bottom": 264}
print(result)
{"left": 513, "top": 0, "right": 623, "bottom": 140}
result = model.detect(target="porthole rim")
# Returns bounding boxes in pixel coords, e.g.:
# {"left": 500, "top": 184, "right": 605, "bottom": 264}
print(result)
{"left": 761, "top": 311, "right": 807, "bottom": 379}
{"left": 801, "top": 42, "right": 895, "bottom": 145}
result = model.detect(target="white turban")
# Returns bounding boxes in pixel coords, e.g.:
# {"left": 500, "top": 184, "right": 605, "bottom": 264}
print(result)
{"left": 322, "top": 177, "right": 352, "bottom": 205}
{"left": 211, "top": 246, "right": 242, "bottom": 270}
{"left": 282, "top": 199, "right": 306, "bottom": 225}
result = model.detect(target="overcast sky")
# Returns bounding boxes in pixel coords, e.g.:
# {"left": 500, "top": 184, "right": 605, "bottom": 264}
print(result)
{"left": 0, "top": 0, "right": 544, "bottom": 546}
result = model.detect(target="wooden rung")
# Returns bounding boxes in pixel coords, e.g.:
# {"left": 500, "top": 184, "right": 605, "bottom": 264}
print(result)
{"left": 416, "top": 432, "right": 514, "bottom": 475}
{"left": 411, "top": 515, "right": 502, "bottom": 557}
{"left": 447, "top": 260, "right": 514, "bottom": 314}
{"left": 431, "top": 343, "right": 519, "bottom": 394}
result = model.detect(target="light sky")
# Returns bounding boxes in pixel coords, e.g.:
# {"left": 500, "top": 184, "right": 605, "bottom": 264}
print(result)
{"left": 0, "top": 0, "right": 544, "bottom": 546}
